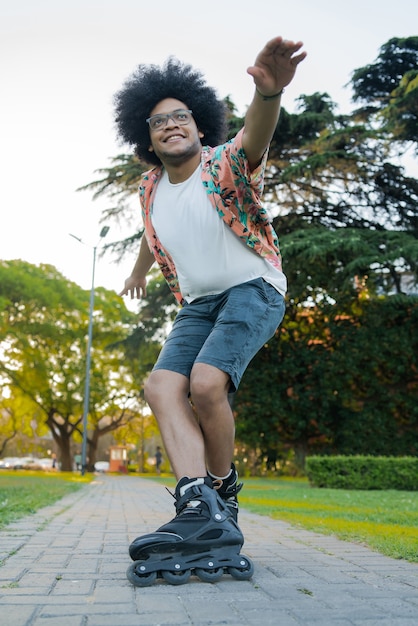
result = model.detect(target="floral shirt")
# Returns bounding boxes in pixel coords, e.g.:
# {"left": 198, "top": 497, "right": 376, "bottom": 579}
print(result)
{"left": 139, "top": 128, "right": 282, "bottom": 305}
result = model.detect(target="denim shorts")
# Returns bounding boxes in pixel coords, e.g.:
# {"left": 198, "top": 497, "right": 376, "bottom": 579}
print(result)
{"left": 152, "top": 278, "right": 285, "bottom": 391}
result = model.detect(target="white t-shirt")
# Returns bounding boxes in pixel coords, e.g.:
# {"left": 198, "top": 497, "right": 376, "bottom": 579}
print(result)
{"left": 151, "top": 166, "right": 287, "bottom": 303}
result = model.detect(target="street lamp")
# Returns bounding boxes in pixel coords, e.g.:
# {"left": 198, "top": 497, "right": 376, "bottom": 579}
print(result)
{"left": 69, "top": 226, "right": 110, "bottom": 475}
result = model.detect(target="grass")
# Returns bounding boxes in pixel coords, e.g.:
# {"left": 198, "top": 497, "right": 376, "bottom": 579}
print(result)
{"left": 0, "top": 471, "right": 93, "bottom": 529}
{"left": 1, "top": 471, "right": 417, "bottom": 563}
{"left": 144, "top": 474, "right": 418, "bottom": 563}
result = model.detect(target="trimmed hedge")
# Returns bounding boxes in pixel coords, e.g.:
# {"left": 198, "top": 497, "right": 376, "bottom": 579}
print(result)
{"left": 305, "top": 455, "right": 418, "bottom": 490}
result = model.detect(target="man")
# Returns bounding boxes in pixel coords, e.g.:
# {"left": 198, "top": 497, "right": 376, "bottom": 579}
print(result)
{"left": 155, "top": 446, "right": 163, "bottom": 475}
{"left": 117, "top": 37, "right": 306, "bottom": 582}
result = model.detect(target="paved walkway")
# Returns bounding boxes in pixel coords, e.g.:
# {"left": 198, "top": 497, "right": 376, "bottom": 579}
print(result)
{"left": 1, "top": 475, "right": 417, "bottom": 626}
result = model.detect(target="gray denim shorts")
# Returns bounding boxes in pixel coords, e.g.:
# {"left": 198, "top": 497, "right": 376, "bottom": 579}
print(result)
{"left": 152, "top": 278, "right": 285, "bottom": 391}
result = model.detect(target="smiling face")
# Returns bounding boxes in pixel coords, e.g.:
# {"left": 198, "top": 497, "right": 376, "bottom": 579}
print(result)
{"left": 148, "top": 98, "right": 204, "bottom": 173}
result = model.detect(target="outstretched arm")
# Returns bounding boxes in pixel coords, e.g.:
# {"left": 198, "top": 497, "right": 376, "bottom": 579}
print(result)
{"left": 243, "top": 36, "right": 307, "bottom": 169}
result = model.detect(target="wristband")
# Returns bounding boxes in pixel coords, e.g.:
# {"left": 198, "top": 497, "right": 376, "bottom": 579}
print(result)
{"left": 256, "top": 87, "right": 284, "bottom": 101}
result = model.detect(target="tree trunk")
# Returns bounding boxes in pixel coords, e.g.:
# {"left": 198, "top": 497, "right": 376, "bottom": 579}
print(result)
{"left": 87, "top": 430, "right": 100, "bottom": 472}
{"left": 47, "top": 413, "right": 74, "bottom": 471}
{"left": 59, "top": 437, "right": 73, "bottom": 472}
{"left": 293, "top": 441, "right": 308, "bottom": 472}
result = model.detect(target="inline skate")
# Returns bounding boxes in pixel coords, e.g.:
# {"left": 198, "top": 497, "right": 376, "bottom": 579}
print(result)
{"left": 126, "top": 476, "right": 253, "bottom": 587}
{"left": 210, "top": 463, "right": 243, "bottom": 522}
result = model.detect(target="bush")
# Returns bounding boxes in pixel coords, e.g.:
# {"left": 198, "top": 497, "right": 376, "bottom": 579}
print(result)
{"left": 305, "top": 455, "right": 418, "bottom": 490}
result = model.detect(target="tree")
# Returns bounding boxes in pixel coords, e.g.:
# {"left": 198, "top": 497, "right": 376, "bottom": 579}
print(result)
{"left": 350, "top": 36, "right": 418, "bottom": 151}
{"left": 0, "top": 260, "right": 143, "bottom": 470}
{"left": 0, "top": 389, "right": 39, "bottom": 456}
{"left": 350, "top": 37, "right": 418, "bottom": 107}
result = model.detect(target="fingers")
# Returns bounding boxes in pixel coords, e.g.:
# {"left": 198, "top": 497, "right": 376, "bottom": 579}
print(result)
{"left": 257, "top": 36, "right": 306, "bottom": 66}
{"left": 291, "top": 50, "right": 308, "bottom": 66}
{"left": 247, "top": 36, "right": 306, "bottom": 88}
{"left": 264, "top": 36, "right": 304, "bottom": 56}
{"left": 118, "top": 282, "right": 146, "bottom": 300}
{"left": 129, "top": 286, "right": 142, "bottom": 300}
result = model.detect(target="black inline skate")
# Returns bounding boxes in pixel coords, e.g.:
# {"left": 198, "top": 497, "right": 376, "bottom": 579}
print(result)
{"left": 126, "top": 476, "right": 253, "bottom": 587}
{"left": 210, "top": 463, "right": 243, "bottom": 522}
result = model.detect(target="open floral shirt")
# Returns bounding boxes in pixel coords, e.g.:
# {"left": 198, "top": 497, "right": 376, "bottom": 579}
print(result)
{"left": 139, "top": 128, "right": 283, "bottom": 305}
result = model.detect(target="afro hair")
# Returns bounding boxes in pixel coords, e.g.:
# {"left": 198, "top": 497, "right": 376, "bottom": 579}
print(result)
{"left": 114, "top": 57, "right": 228, "bottom": 166}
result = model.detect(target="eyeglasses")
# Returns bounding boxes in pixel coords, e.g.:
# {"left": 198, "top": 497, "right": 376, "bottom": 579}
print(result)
{"left": 146, "top": 109, "right": 193, "bottom": 132}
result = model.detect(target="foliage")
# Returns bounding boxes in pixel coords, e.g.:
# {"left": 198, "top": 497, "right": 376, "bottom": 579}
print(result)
{"left": 0, "top": 260, "right": 143, "bottom": 470}
{"left": 0, "top": 389, "right": 42, "bottom": 456}
{"left": 235, "top": 295, "right": 418, "bottom": 466}
{"left": 383, "top": 70, "right": 418, "bottom": 146}
{"left": 270, "top": 97, "right": 418, "bottom": 243}
{"left": 350, "top": 36, "right": 418, "bottom": 151}
{"left": 282, "top": 226, "right": 418, "bottom": 304}
{"left": 350, "top": 37, "right": 418, "bottom": 104}
{"left": 306, "top": 456, "right": 418, "bottom": 490}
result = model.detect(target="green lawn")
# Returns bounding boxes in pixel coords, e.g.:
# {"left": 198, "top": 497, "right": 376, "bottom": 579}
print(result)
{"left": 0, "top": 471, "right": 93, "bottom": 528}
{"left": 146, "top": 475, "right": 418, "bottom": 563}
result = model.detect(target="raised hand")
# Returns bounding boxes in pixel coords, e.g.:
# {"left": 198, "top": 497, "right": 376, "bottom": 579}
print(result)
{"left": 247, "top": 36, "right": 307, "bottom": 97}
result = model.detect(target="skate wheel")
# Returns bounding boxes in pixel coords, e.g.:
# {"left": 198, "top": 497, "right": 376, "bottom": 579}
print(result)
{"left": 195, "top": 567, "right": 224, "bottom": 583}
{"left": 161, "top": 568, "right": 191, "bottom": 585}
{"left": 126, "top": 562, "right": 158, "bottom": 587}
{"left": 228, "top": 556, "right": 254, "bottom": 581}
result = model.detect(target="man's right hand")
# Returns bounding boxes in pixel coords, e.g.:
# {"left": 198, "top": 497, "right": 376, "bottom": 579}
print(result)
{"left": 119, "top": 276, "right": 147, "bottom": 299}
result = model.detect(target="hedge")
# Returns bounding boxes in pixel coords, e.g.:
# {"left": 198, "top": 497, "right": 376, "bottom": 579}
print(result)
{"left": 305, "top": 455, "right": 418, "bottom": 490}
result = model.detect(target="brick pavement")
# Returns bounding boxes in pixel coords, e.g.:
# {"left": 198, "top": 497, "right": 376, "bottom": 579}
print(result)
{"left": 0, "top": 474, "right": 417, "bottom": 626}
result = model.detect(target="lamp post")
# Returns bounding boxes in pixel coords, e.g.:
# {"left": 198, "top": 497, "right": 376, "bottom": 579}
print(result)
{"left": 69, "top": 226, "right": 110, "bottom": 475}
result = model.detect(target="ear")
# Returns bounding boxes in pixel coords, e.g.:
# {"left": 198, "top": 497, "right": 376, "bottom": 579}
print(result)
{"left": 148, "top": 145, "right": 154, "bottom": 152}
{"left": 198, "top": 131, "right": 204, "bottom": 139}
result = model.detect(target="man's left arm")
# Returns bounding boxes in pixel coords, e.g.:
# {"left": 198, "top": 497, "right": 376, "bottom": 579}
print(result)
{"left": 242, "top": 36, "right": 307, "bottom": 170}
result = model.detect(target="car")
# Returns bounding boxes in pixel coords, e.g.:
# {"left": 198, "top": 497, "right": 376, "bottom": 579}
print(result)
{"left": 13, "top": 456, "right": 38, "bottom": 469}
{"left": 22, "top": 457, "right": 55, "bottom": 471}
{"left": 0, "top": 457, "right": 20, "bottom": 469}
{"left": 37, "top": 458, "right": 55, "bottom": 470}
{"left": 94, "top": 461, "right": 109, "bottom": 473}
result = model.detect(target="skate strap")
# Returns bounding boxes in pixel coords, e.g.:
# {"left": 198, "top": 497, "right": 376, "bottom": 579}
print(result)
{"left": 174, "top": 478, "right": 230, "bottom": 519}
{"left": 179, "top": 477, "right": 205, "bottom": 498}
{"left": 175, "top": 484, "right": 207, "bottom": 514}
{"left": 213, "top": 479, "right": 244, "bottom": 497}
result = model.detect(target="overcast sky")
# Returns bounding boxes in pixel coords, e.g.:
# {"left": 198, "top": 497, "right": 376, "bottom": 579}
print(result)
{"left": 1, "top": 0, "right": 416, "bottom": 308}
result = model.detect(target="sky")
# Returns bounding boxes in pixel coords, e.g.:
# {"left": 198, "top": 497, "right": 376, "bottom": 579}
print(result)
{"left": 1, "top": 0, "right": 417, "bottom": 309}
